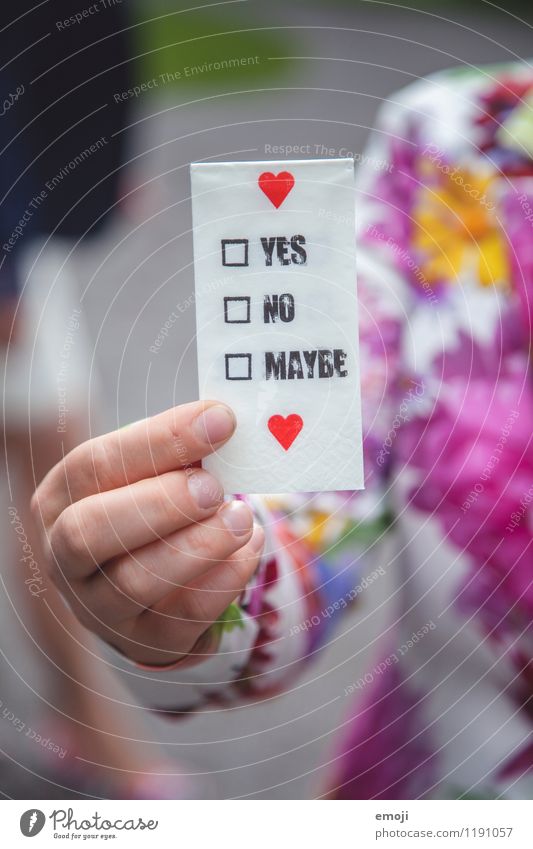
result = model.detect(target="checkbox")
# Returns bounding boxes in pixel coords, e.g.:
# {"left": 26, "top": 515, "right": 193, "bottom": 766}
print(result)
{"left": 224, "top": 296, "right": 251, "bottom": 324}
{"left": 225, "top": 353, "right": 252, "bottom": 380}
{"left": 221, "top": 239, "right": 249, "bottom": 267}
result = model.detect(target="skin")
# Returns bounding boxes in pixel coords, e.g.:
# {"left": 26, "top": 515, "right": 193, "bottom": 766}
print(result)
{"left": 31, "top": 400, "right": 265, "bottom": 667}
{"left": 5, "top": 419, "right": 162, "bottom": 787}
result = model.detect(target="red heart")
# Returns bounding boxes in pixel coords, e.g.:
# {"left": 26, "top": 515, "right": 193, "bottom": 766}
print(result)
{"left": 268, "top": 414, "right": 303, "bottom": 450}
{"left": 258, "top": 171, "right": 295, "bottom": 208}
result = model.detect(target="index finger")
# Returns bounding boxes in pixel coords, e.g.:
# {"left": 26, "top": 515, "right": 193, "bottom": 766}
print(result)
{"left": 33, "top": 401, "right": 235, "bottom": 527}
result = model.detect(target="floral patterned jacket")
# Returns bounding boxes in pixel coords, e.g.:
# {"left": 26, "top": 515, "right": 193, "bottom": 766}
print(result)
{"left": 108, "top": 62, "right": 533, "bottom": 800}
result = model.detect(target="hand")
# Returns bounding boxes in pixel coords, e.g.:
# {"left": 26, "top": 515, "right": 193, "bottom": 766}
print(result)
{"left": 31, "top": 402, "right": 264, "bottom": 667}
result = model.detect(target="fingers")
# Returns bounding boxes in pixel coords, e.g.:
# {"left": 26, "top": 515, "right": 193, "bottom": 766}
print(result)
{"left": 119, "top": 525, "right": 265, "bottom": 665}
{"left": 49, "top": 468, "right": 224, "bottom": 581}
{"left": 33, "top": 401, "right": 236, "bottom": 528}
{"left": 75, "top": 501, "right": 256, "bottom": 625}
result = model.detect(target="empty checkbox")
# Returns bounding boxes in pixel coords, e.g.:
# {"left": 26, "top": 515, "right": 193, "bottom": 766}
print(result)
{"left": 221, "top": 239, "right": 249, "bottom": 267}
{"left": 225, "top": 353, "right": 252, "bottom": 380}
{"left": 224, "top": 296, "right": 251, "bottom": 323}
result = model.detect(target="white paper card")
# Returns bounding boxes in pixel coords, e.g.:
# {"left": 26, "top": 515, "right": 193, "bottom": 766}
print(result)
{"left": 190, "top": 158, "right": 363, "bottom": 494}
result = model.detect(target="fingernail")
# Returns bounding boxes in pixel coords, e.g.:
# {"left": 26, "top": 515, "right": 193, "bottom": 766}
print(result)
{"left": 249, "top": 523, "right": 265, "bottom": 553}
{"left": 187, "top": 470, "right": 223, "bottom": 510}
{"left": 221, "top": 501, "right": 253, "bottom": 537}
{"left": 192, "top": 405, "right": 235, "bottom": 446}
